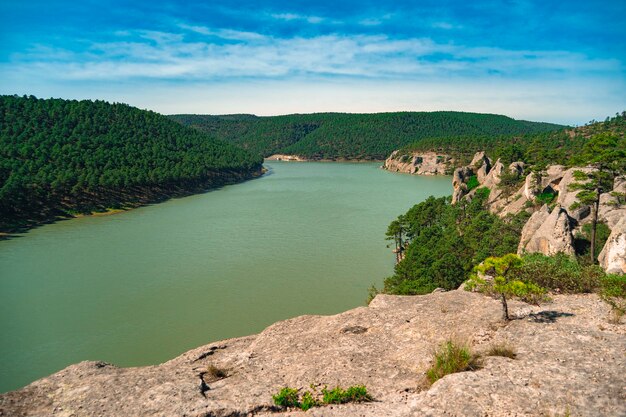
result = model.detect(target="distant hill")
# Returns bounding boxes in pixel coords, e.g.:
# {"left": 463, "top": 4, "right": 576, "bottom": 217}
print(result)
{"left": 0, "top": 95, "right": 263, "bottom": 233}
{"left": 169, "top": 111, "right": 566, "bottom": 160}
{"left": 399, "top": 111, "right": 626, "bottom": 166}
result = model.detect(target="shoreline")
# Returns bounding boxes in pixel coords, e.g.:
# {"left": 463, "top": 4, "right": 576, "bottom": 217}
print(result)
{"left": 265, "top": 155, "right": 385, "bottom": 164}
{"left": 0, "top": 168, "right": 265, "bottom": 239}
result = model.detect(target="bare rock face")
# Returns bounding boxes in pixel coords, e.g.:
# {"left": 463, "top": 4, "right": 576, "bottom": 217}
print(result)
{"left": 265, "top": 154, "right": 307, "bottom": 162}
{"left": 557, "top": 167, "right": 596, "bottom": 222}
{"left": 452, "top": 166, "right": 473, "bottom": 204}
{"left": 383, "top": 151, "right": 452, "bottom": 175}
{"left": 598, "top": 217, "right": 626, "bottom": 274}
{"left": 524, "top": 172, "right": 540, "bottom": 201}
{"left": 471, "top": 151, "right": 492, "bottom": 183}
{"left": 2, "top": 291, "right": 624, "bottom": 417}
{"left": 599, "top": 176, "right": 626, "bottom": 229}
{"left": 482, "top": 159, "right": 504, "bottom": 190}
{"left": 518, "top": 205, "right": 575, "bottom": 256}
{"left": 508, "top": 161, "right": 525, "bottom": 176}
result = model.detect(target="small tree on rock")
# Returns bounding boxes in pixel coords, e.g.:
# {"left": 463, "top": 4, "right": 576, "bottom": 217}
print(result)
{"left": 465, "top": 254, "right": 546, "bottom": 320}
{"left": 568, "top": 132, "right": 625, "bottom": 263}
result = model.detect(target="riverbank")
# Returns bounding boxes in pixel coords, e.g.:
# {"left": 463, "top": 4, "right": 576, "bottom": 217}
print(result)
{"left": 265, "top": 155, "right": 385, "bottom": 163}
{"left": 2, "top": 289, "right": 623, "bottom": 416}
{"left": 0, "top": 168, "right": 264, "bottom": 239}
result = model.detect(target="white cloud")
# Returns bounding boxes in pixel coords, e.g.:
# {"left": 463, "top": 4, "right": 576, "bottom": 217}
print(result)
{"left": 7, "top": 28, "right": 620, "bottom": 83}
{"left": 270, "top": 13, "right": 324, "bottom": 24}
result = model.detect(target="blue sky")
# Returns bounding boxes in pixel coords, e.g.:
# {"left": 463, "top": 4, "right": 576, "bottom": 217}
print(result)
{"left": 1, "top": 0, "right": 624, "bottom": 124}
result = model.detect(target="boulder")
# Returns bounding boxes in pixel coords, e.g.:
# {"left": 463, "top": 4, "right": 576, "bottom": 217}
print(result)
{"left": 598, "top": 217, "right": 626, "bottom": 274}
{"left": 598, "top": 176, "right": 626, "bottom": 229}
{"left": 470, "top": 151, "right": 492, "bottom": 183}
{"left": 523, "top": 172, "right": 540, "bottom": 201}
{"left": 508, "top": 161, "right": 525, "bottom": 176}
{"left": 451, "top": 166, "right": 473, "bottom": 204}
{"left": 518, "top": 205, "right": 575, "bottom": 256}
{"left": 556, "top": 167, "right": 595, "bottom": 222}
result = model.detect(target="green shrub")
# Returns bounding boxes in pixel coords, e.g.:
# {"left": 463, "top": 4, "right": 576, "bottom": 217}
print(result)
{"left": 599, "top": 274, "right": 626, "bottom": 322}
{"left": 426, "top": 340, "right": 481, "bottom": 384}
{"left": 322, "top": 385, "right": 372, "bottom": 404}
{"left": 466, "top": 175, "right": 480, "bottom": 191}
{"left": 300, "top": 391, "right": 319, "bottom": 411}
{"left": 535, "top": 190, "right": 557, "bottom": 205}
{"left": 515, "top": 253, "right": 602, "bottom": 293}
{"left": 272, "top": 385, "right": 372, "bottom": 410}
{"left": 272, "top": 387, "right": 300, "bottom": 408}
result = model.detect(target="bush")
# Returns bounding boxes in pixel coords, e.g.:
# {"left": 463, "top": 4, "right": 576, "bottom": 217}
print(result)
{"left": 426, "top": 340, "right": 481, "bottom": 384}
{"left": 535, "top": 190, "right": 557, "bottom": 205}
{"left": 272, "top": 384, "right": 372, "bottom": 410}
{"left": 272, "top": 387, "right": 300, "bottom": 408}
{"left": 515, "top": 253, "right": 602, "bottom": 293}
{"left": 300, "top": 391, "right": 319, "bottom": 411}
{"left": 599, "top": 274, "right": 626, "bottom": 322}
{"left": 466, "top": 175, "right": 480, "bottom": 191}
{"left": 322, "top": 385, "right": 372, "bottom": 404}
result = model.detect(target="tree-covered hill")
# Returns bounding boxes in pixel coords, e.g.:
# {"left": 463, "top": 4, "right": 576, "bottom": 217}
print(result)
{"left": 399, "top": 111, "right": 626, "bottom": 166}
{"left": 0, "top": 95, "right": 263, "bottom": 233}
{"left": 170, "top": 112, "right": 565, "bottom": 160}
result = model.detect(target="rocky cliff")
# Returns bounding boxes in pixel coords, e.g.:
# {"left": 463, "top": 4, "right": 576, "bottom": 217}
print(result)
{"left": 383, "top": 151, "right": 453, "bottom": 175}
{"left": 2, "top": 290, "right": 624, "bottom": 417}
{"left": 449, "top": 152, "right": 626, "bottom": 271}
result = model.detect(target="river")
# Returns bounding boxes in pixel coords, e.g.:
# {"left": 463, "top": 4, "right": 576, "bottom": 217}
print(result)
{"left": 0, "top": 161, "right": 451, "bottom": 392}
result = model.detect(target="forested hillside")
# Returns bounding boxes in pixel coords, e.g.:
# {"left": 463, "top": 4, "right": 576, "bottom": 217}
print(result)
{"left": 0, "top": 95, "right": 263, "bottom": 233}
{"left": 170, "top": 112, "right": 564, "bottom": 160}
{"left": 399, "top": 111, "right": 626, "bottom": 166}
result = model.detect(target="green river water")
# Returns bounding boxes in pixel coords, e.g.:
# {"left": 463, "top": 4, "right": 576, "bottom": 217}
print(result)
{"left": 0, "top": 161, "right": 451, "bottom": 392}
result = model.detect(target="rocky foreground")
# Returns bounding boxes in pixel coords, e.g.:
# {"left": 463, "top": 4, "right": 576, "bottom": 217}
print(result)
{"left": 2, "top": 290, "right": 624, "bottom": 417}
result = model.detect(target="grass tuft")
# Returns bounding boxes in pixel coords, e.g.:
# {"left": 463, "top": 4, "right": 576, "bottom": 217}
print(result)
{"left": 426, "top": 340, "right": 481, "bottom": 384}
{"left": 485, "top": 342, "right": 517, "bottom": 359}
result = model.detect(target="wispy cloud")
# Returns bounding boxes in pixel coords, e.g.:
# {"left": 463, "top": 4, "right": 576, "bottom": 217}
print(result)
{"left": 270, "top": 12, "right": 324, "bottom": 24}
{"left": 6, "top": 25, "right": 620, "bottom": 84}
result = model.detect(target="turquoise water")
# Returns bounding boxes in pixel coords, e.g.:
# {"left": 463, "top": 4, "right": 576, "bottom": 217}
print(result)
{"left": 0, "top": 161, "right": 451, "bottom": 392}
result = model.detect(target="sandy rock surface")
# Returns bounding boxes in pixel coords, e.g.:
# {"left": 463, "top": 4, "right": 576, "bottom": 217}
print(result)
{"left": 383, "top": 151, "right": 452, "bottom": 176}
{"left": 2, "top": 290, "right": 624, "bottom": 417}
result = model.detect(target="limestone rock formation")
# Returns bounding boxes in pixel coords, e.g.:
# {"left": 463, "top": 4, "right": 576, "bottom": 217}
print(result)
{"left": 556, "top": 167, "right": 596, "bottom": 222}
{"left": 383, "top": 151, "right": 452, "bottom": 175}
{"left": 1, "top": 290, "right": 624, "bottom": 417}
{"left": 470, "top": 151, "right": 492, "bottom": 183}
{"left": 599, "top": 176, "right": 626, "bottom": 229}
{"left": 598, "top": 217, "right": 626, "bottom": 274}
{"left": 518, "top": 205, "right": 575, "bottom": 256}
{"left": 265, "top": 154, "right": 307, "bottom": 161}
{"left": 452, "top": 166, "right": 473, "bottom": 204}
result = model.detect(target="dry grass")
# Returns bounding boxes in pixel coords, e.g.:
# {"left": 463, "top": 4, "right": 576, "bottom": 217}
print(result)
{"left": 485, "top": 342, "right": 517, "bottom": 359}
{"left": 205, "top": 364, "right": 228, "bottom": 381}
{"left": 426, "top": 340, "right": 481, "bottom": 384}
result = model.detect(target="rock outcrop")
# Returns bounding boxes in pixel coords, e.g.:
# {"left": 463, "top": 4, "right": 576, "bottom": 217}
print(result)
{"left": 1, "top": 290, "right": 624, "bottom": 417}
{"left": 383, "top": 151, "right": 452, "bottom": 175}
{"left": 556, "top": 167, "right": 595, "bottom": 222}
{"left": 518, "top": 205, "right": 576, "bottom": 256}
{"left": 598, "top": 217, "right": 626, "bottom": 274}
{"left": 452, "top": 166, "right": 473, "bottom": 204}
{"left": 265, "top": 154, "right": 307, "bottom": 161}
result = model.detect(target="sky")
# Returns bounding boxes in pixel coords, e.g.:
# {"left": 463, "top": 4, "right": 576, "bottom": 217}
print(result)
{"left": 0, "top": 0, "right": 624, "bottom": 124}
